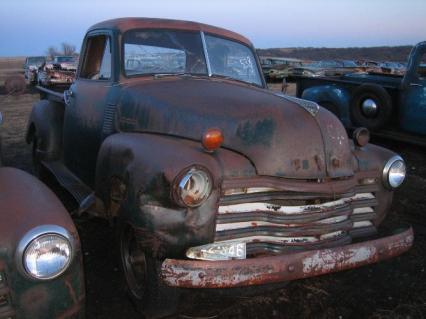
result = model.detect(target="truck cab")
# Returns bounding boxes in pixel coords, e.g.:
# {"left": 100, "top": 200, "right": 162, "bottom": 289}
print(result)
{"left": 27, "top": 18, "right": 413, "bottom": 317}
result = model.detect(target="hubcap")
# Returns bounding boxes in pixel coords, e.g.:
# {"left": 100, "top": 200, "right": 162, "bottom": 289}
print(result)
{"left": 361, "top": 98, "right": 378, "bottom": 117}
{"left": 121, "top": 225, "right": 147, "bottom": 300}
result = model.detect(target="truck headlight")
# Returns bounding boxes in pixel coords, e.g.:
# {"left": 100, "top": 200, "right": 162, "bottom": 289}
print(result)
{"left": 383, "top": 155, "right": 406, "bottom": 189}
{"left": 16, "top": 225, "right": 74, "bottom": 280}
{"left": 174, "top": 167, "right": 212, "bottom": 207}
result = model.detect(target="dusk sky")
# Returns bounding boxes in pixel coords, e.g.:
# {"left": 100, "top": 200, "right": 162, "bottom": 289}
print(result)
{"left": 0, "top": 0, "right": 425, "bottom": 56}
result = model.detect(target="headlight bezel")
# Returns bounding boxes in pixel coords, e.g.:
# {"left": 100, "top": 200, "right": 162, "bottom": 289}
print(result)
{"left": 15, "top": 225, "right": 75, "bottom": 281}
{"left": 382, "top": 155, "right": 406, "bottom": 189}
{"left": 173, "top": 166, "right": 213, "bottom": 208}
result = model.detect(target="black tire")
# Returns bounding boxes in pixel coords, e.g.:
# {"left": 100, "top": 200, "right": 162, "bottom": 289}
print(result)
{"left": 350, "top": 84, "right": 393, "bottom": 131}
{"left": 31, "top": 135, "right": 49, "bottom": 181}
{"left": 118, "top": 221, "right": 179, "bottom": 318}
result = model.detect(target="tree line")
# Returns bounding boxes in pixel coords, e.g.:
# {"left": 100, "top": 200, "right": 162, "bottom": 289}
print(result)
{"left": 46, "top": 43, "right": 78, "bottom": 59}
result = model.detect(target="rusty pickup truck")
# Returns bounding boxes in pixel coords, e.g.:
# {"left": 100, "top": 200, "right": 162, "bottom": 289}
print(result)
{"left": 0, "top": 112, "right": 84, "bottom": 318}
{"left": 295, "top": 42, "right": 426, "bottom": 144}
{"left": 27, "top": 18, "right": 413, "bottom": 317}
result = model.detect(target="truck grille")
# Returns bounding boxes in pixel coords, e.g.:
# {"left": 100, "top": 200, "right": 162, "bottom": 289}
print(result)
{"left": 216, "top": 185, "right": 378, "bottom": 256}
{"left": 0, "top": 261, "right": 15, "bottom": 319}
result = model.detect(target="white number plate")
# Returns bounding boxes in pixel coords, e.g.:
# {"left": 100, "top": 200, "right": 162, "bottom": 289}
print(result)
{"left": 221, "top": 242, "right": 246, "bottom": 259}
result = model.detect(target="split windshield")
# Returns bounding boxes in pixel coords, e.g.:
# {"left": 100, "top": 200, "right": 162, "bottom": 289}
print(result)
{"left": 123, "top": 29, "right": 262, "bottom": 86}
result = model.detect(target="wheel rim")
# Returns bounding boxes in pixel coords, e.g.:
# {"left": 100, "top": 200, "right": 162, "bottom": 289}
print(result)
{"left": 361, "top": 98, "right": 378, "bottom": 117}
{"left": 120, "top": 225, "right": 147, "bottom": 300}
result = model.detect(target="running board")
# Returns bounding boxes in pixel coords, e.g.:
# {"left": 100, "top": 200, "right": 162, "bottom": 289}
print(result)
{"left": 42, "top": 161, "right": 95, "bottom": 214}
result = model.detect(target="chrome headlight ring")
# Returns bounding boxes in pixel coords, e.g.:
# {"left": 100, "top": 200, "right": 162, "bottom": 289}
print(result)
{"left": 383, "top": 155, "right": 406, "bottom": 189}
{"left": 174, "top": 166, "right": 213, "bottom": 207}
{"left": 15, "top": 225, "right": 75, "bottom": 281}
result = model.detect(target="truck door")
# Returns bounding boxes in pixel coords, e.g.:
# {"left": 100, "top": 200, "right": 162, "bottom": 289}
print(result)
{"left": 63, "top": 32, "right": 114, "bottom": 187}
{"left": 400, "top": 45, "right": 426, "bottom": 135}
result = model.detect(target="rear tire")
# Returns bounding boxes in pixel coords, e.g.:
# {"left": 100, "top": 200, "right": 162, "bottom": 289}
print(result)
{"left": 350, "top": 84, "right": 393, "bottom": 130}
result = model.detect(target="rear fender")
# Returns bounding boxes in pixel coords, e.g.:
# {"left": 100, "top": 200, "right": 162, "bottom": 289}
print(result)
{"left": 26, "top": 100, "right": 64, "bottom": 161}
{"left": 302, "top": 85, "right": 352, "bottom": 127}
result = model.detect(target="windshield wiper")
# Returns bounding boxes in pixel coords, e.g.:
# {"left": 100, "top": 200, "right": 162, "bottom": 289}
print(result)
{"left": 153, "top": 72, "right": 206, "bottom": 79}
{"left": 210, "top": 73, "right": 261, "bottom": 88}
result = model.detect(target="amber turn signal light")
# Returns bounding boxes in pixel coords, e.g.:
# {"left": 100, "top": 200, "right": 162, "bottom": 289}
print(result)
{"left": 202, "top": 128, "right": 224, "bottom": 152}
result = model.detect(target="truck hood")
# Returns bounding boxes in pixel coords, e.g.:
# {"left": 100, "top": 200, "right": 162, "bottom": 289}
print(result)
{"left": 118, "top": 77, "right": 354, "bottom": 179}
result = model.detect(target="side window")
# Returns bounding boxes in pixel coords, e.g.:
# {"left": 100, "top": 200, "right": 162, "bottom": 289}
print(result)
{"left": 80, "top": 35, "right": 112, "bottom": 80}
{"left": 417, "top": 52, "right": 426, "bottom": 80}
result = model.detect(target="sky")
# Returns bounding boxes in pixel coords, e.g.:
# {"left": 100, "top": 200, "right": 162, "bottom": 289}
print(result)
{"left": 0, "top": 0, "right": 425, "bottom": 56}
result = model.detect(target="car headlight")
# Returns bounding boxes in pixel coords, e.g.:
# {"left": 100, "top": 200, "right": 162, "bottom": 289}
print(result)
{"left": 16, "top": 225, "right": 74, "bottom": 280}
{"left": 174, "top": 167, "right": 212, "bottom": 207}
{"left": 383, "top": 155, "right": 406, "bottom": 189}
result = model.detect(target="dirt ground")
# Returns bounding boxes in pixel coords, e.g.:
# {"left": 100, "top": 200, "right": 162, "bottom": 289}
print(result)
{"left": 0, "top": 79, "right": 425, "bottom": 318}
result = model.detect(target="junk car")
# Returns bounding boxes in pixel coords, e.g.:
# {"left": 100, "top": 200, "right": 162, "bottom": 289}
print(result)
{"left": 23, "top": 56, "right": 46, "bottom": 85}
{"left": 27, "top": 18, "right": 413, "bottom": 318}
{"left": 37, "top": 56, "right": 77, "bottom": 87}
{"left": 0, "top": 111, "right": 85, "bottom": 318}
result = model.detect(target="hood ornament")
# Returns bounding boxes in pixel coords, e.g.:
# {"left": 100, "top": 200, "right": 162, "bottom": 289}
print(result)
{"left": 275, "top": 93, "right": 320, "bottom": 117}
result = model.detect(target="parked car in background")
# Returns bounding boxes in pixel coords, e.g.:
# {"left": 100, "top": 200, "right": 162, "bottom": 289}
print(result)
{"left": 23, "top": 56, "right": 46, "bottom": 85}
{"left": 289, "top": 60, "right": 360, "bottom": 79}
{"left": 37, "top": 56, "right": 77, "bottom": 87}
{"left": 380, "top": 61, "right": 406, "bottom": 75}
{"left": 268, "top": 58, "right": 303, "bottom": 81}
{"left": 0, "top": 111, "right": 84, "bottom": 318}
{"left": 260, "top": 56, "right": 303, "bottom": 81}
{"left": 295, "top": 41, "right": 426, "bottom": 139}
{"left": 27, "top": 17, "right": 413, "bottom": 318}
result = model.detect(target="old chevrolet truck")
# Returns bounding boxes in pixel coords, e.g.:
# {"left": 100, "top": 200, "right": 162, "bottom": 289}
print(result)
{"left": 295, "top": 42, "right": 426, "bottom": 142}
{"left": 0, "top": 112, "right": 84, "bottom": 318}
{"left": 27, "top": 18, "right": 413, "bottom": 317}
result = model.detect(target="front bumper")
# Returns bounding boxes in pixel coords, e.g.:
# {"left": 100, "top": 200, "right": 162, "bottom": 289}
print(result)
{"left": 161, "top": 227, "right": 413, "bottom": 288}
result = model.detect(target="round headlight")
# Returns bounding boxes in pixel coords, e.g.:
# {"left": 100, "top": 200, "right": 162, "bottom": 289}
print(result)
{"left": 24, "top": 234, "right": 72, "bottom": 280}
{"left": 383, "top": 156, "right": 406, "bottom": 189}
{"left": 16, "top": 225, "right": 74, "bottom": 280}
{"left": 176, "top": 168, "right": 212, "bottom": 207}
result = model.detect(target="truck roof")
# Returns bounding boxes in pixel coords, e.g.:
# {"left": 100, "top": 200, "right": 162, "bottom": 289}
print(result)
{"left": 88, "top": 17, "right": 253, "bottom": 47}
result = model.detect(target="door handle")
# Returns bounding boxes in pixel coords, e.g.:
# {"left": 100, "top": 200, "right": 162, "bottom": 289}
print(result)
{"left": 409, "top": 83, "right": 422, "bottom": 87}
{"left": 63, "top": 89, "right": 74, "bottom": 105}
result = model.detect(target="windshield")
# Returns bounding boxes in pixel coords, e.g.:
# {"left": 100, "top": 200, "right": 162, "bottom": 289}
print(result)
{"left": 123, "top": 29, "right": 262, "bottom": 86}
{"left": 28, "top": 57, "right": 45, "bottom": 65}
{"left": 55, "top": 56, "right": 74, "bottom": 63}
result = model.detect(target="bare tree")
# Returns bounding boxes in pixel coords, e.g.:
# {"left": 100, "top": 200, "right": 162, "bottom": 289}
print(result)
{"left": 61, "top": 42, "right": 76, "bottom": 56}
{"left": 46, "top": 46, "right": 59, "bottom": 59}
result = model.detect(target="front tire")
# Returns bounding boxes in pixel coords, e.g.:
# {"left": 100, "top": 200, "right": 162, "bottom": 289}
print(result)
{"left": 118, "top": 221, "right": 179, "bottom": 318}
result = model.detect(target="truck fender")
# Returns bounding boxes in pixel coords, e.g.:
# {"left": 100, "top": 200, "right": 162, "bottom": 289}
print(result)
{"left": 94, "top": 132, "right": 255, "bottom": 258}
{"left": 301, "top": 85, "right": 352, "bottom": 127}
{"left": 26, "top": 99, "right": 64, "bottom": 161}
{"left": 0, "top": 167, "right": 84, "bottom": 318}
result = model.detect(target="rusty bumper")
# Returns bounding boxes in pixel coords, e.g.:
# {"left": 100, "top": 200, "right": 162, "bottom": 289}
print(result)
{"left": 160, "top": 227, "right": 413, "bottom": 288}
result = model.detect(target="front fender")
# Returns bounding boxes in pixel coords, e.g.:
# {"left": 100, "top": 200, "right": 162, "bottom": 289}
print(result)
{"left": 302, "top": 85, "right": 352, "bottom": 127}
{"left": 26, "top": 99, "right": 64, "bottom": 161}
{"left": 0, "top": 167, "right": 84, "bottom": 318}
{"left": 95, "top": 133, "right": 256, "bottom": 258}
